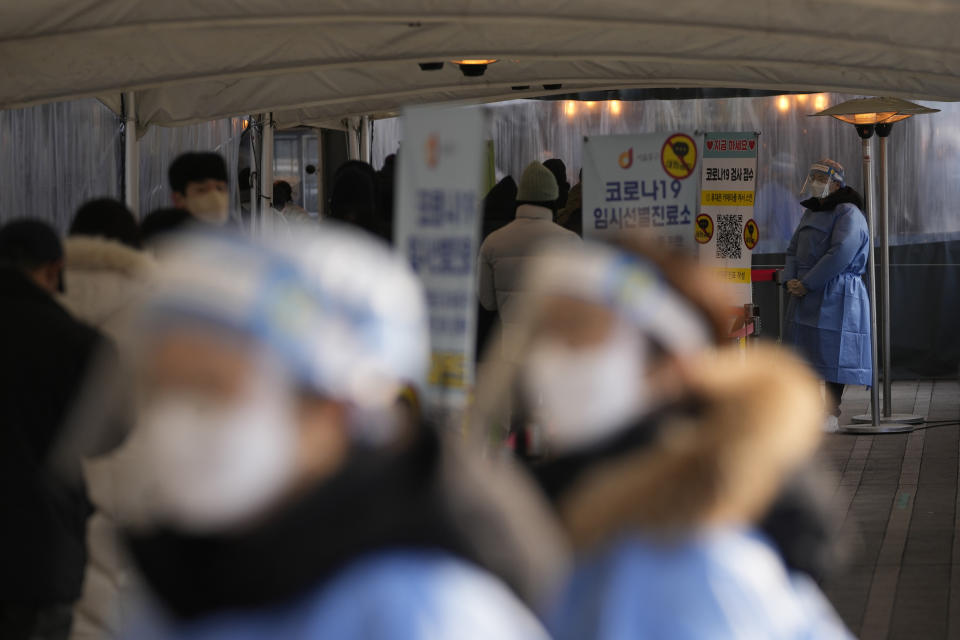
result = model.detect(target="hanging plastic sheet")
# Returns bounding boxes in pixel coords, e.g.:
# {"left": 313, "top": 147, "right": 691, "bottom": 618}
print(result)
{"left": 0, "top": 99, "right": 121, "bottom": 232}
{"left": 375, "top": 94, "right": 960, "bottom": 377}
{"left": 137, "top": 117, "right": 246, "bottom": 223}
{"left": 0, "top": 98, "right": 245, "bottom": 232}
{"left": 374, "top": 93, "right": 960, "bottom": 252}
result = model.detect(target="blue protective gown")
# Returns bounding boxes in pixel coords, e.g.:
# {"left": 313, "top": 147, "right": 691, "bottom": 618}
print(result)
{"left": 545, "top": 529, "right": 853, "bottom": 640}
{"left": 127, "top": 551, "right": 549, "bottom": 640}
{"left": 783, "top": 202, "right": 872, "bottom": 385}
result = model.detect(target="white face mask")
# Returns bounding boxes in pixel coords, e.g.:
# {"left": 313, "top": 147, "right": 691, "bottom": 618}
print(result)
{"left": 185, "top": 190, "right": 230, "bottom": 225}
{"left": 800, "top": 176, "right": 831, "bottom": 201}
{"left": 134, "top": 372, "right": 297, "bottom": 533}
{"left": 523, "top": 321, "right": 648, "bottom": 451}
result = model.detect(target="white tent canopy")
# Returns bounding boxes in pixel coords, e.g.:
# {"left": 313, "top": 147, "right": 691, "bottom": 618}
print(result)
{"left": 4, "top": 0, "right": 960, "bottom": 128}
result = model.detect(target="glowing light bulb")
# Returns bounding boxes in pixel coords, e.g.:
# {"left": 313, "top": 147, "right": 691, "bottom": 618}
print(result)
{"left": 565, "top": 101, "right": 577, "bottom": 118}
{"left": 585, "top": 101, "right": 596, "bottom": 108}
{"left": 609, "top": 100, "right": 622, "bottom": 115}
{"left": 813, "top": 94, "right": 827, "bottom": 111}
{"left": 795, "top": 93, "right": 808, "bottom": 104}
{"left": 777, "top": 96, "right": 790, "bottom": 112}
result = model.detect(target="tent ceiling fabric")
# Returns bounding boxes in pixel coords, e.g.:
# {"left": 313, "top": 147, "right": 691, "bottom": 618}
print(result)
{"left": 5, "top": 1, "right": 960, "bottom": 128}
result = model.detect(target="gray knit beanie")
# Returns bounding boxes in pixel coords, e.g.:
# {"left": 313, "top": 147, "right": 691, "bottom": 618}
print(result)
{"left": 516, "top": 161, "right": 559, "bottom": 203}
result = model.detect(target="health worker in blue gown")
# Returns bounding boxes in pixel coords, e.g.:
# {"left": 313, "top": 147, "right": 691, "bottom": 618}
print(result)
{"left": 783, "top": 159, "right": 871, "bottom": 431}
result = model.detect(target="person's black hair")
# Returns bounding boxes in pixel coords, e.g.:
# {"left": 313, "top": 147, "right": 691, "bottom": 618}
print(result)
{"left": 69, "top": 198, "right": 141, "bottom": 249}
{"left": 0, "top": 218, "right": 63, "bottom": 271}
{"left": 543, "top": 158, "right": 571, "bottom": 210}
{"left": 140, "top": 208, "right": 193, "bottom": 246}
{"left": 273, "top": 181, "right": 294, "bottom": 209}
{"left": 333, "top": 160, "right": 378, "bottom": 183}
{"left": 328, "top": 161, "right": 390, "bottom": 242}
{"left": 168, "top": 152, "right": 228, "bottom": 195}
{"left": 481, "top": 176, "right": 518, "bottom": 240}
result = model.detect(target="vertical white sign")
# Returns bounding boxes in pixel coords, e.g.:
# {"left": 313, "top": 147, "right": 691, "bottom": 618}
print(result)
{"left": 395, "top": 105, "right": 484, "bottom": 414}
{"left": 697, "top": 132, "right": 759, "bottom": 306}
{"left": 582, "top": 132, "right": 701, "bottom": 251}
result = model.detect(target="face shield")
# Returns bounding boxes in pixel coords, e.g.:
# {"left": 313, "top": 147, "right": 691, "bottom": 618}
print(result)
{"left": 51, "top": 225, "right": 430, "bottom": 531}
{"left": 799, "top": 171, "right": 832, "bottom": 201}
{"left": 469, "top": 241, "right": 715, "bottom": 455}
{"left": 799, "top": 161, "right": 843, "bottom": 202}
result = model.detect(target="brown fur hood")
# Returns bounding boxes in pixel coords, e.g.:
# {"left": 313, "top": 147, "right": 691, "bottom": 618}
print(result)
{"left": 556, "top": 344, "right": 824, "bottom": 551}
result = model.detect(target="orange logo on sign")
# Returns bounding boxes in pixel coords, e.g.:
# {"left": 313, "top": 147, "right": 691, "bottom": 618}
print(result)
{"left": 618, "top": 148, "right": 634, "bottom": 169}
{"left": 743, "top": 219, "right": 759, "bottom": 250}
{"left": 426, "top": 134, "right": 440, "bottom": 169}
{"left": 695, "top": 214, "right": 714, "bottom": 244}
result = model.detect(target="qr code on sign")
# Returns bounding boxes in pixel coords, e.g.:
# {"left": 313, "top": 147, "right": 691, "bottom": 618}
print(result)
{"left": 716, "top": 214, "right": 743, "bottom": 259}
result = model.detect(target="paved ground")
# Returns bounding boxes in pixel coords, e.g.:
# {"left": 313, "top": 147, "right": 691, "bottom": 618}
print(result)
{"left": 818, "top": 380, "right": 960, "bottom": 640}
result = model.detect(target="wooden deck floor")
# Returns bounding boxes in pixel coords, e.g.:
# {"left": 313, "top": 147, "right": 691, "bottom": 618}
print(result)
{"left": 818, "top": 380, "right": 960, "bottom": 639}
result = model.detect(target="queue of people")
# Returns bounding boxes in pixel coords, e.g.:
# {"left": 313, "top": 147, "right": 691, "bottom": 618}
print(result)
{"left": 0, "top": 149, "right": 860, "bottom": 639}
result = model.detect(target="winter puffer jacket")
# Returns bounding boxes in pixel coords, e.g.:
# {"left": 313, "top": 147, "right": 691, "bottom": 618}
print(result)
{"left": 60, "top": 236, "right": 156, "bottom": 640}
{"left": 476, "top": 204, "right": 578, "bottom": 356}
{"left": 59, "top": 235, "right": 156, "bottom": 353}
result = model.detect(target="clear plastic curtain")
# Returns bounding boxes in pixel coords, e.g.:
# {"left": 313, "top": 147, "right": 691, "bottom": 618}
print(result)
{"left": 1, "top": 98, "right": 246, "bottom": 233}
{"left": 373, "top": 94, "right": 960, "bottom": 253}
{"left": 0, "top": 99, "right": 121, "bottom": 232}
{"left": 138, "top": 117, "right": 246, "bottom": 222}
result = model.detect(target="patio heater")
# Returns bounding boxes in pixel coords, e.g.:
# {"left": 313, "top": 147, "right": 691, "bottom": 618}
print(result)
{"left": 811, "top": 97, "right": 938, "bottom": 433}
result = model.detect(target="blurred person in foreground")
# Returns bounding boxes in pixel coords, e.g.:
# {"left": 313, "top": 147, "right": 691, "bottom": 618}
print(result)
{"left": 473, "top": 238, "right": 852, "bottom": 639}
{"left": 168, "top": 152, "right": 230, "bottom": 226}
{"left": 102, "top": 225, "right": 563, "bottom": 639}
{"left": 0, "top": 220, "right": 108, "bottom": 640}
{"left": 784, "top": 159, "right": 871, "bottom": 431}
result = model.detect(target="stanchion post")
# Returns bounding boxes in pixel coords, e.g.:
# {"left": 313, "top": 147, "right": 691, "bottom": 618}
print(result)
{"left": 812, "top": 97, "right": 937, "bottom": 433}
{"left": 864, "top": 133, "right": 882, "bottom": 426}
{"left": 123, "top": 92, "right": 139, "bottom": 218}
{"left": 874, "top": 123, "right": 924, "bottom": 424}
{"left": 844, "top": 128, "right": 911, "bottom": 433}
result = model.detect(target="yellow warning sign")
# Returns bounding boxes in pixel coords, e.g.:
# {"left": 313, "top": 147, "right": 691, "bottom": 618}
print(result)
{"left": 701, "top": 190, "right": 755, "bottom": 206}
{"left": 713, "top": 267, "right": 752, "bottom": 283}
{"left": 743, "top": 219, "right": 759, "bottom": 250}
{"left": 428, "top": 352, "right": 466, "bottom": 389}
{"left": 695, "top": 213, "right": 714, "bottom": 244}
{"left": 661, "top": 133, "right": 698, "bottom": 180}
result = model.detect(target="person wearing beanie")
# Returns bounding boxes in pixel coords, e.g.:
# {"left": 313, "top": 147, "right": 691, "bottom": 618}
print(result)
{"left": 784, "top": 158, "right": 871, "bottom": 432}
{"left": 477, "top": 162, "right": 579, "bottom": 362}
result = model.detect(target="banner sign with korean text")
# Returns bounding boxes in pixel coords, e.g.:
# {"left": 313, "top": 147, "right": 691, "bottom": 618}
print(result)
{"left": 697, "top": 132, "right": 759, "bottom": 306}
{"left": 582, "top": 132, "right": 701, "bottom": 251}
{"left": 395, "top": 105, "right": 484, "bottom": 414}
